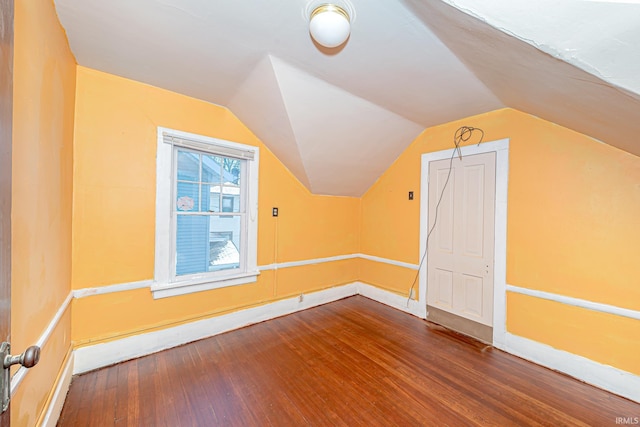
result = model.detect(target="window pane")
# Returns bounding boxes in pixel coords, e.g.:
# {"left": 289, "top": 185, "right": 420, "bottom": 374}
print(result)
{"left": 176, "top": 215, "right": 242, "bottom": 276}
{"left": 221, "top": 187, "right": 240, "bottom": 212}
{"left": 176, "top": 182, "right": 199, "bottom": 211}
{"left": 177, "top": 151, "right": 199, "bottom": 182}
{"left": 221, "top": 158, "right": 241, "bottom": 185}
{"left": 202, "top": 183, "right": 220, "bottom": 213}
{"left": 202, "top": 155, "right": 222, "bottom": 184}
{"left": 176, "top": 215, "right": 209, "bottom": 276}
{"left": 208, "top": 215, "right": 241, "bottom": 272}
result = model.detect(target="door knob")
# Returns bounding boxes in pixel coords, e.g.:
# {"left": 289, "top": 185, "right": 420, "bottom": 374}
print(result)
{"left": 1, "top": 343, "right": 41, "bottom": 413}
{"left": 3, "top": 345, "right": 41, "bottom": 369}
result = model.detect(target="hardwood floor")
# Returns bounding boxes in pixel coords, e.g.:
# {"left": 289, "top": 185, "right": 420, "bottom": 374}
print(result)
{"left": 58, "top": 296, "right": 639, "bottom": 426}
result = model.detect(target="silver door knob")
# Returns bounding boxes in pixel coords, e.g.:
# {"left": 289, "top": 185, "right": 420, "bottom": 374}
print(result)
{"left": 3, "top": 345, "right": 40, "bottom": 369}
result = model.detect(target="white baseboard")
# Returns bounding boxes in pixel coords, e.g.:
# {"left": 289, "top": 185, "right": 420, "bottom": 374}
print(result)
{"left": 71, "top": 281, "right": 639, "bottom": 405}
{"left": 73, "top": 283, "right": 359, "bottom": 374}
{"left": 498, "top": 332, "right": 640, "bottom": 403}
{"left": 356, "top": 281, "right": 426, "bottom": 318}
{"left": 39, "top": 351, "right": 74, "bottom": 427}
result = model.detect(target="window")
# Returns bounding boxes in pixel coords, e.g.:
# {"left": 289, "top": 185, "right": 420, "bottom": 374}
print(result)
{"left": 153, "top": 127, "right": 259, "bottom": 299}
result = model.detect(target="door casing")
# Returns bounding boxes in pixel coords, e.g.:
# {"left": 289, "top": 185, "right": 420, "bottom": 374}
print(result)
{"left": 0, "top": 0, "right": 14, "bottom": 425}
{"left": 419, "top": 138, "right": 509, "bottom": 346}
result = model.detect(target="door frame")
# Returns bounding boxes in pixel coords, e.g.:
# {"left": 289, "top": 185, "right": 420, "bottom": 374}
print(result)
{"left": 419, "top": 138, "right": 509, "bottom": 346}
{"left": 0, "top": 0, "right": 14, "bottom": 424}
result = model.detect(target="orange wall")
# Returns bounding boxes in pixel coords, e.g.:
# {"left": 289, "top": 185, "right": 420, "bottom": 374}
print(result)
{"left": 361, "top": 108, "right": 640, "bottom": 374}
{"left": 11, "top": 0, "right": 76, "bottom": 424}
{"left": 71, "top": 67, "right": 359, "bottom": 345}
{"left": 507, "top": 293, "right": 640, "bottom": 375}
{"left": 506, "top": 117, "right": 639, "bottom": 309}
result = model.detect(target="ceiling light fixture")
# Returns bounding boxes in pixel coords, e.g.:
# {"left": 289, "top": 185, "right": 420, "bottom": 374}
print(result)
{"left": 309, "top": 4, "right": 351, "bottom": 48}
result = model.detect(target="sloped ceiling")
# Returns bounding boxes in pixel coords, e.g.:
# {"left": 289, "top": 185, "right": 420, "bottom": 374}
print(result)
{"left": 54, "top": 0, "right": 640, "bottom": 196}
{"left": 408, "top": 0, "right": 640, "bottom": 157}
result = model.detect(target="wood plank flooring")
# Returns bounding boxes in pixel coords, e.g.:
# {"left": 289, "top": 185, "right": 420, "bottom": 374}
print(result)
{"left": 57, "top": 296, "right": 639, "bottom": 426}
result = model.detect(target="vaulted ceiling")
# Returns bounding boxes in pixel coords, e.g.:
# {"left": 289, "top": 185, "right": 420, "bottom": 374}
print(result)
{"left": 54, "top": 0, "right": 640, "bottom": 196}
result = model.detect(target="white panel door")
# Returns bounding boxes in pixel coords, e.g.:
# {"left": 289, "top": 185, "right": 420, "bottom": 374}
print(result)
{"left": 427, "top": 152, "right": 496, "bottom": 326}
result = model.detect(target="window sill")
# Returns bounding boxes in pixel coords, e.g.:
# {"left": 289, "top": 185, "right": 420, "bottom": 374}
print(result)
{"left": 151, "top": 270, "right": 260, "bottom": 299}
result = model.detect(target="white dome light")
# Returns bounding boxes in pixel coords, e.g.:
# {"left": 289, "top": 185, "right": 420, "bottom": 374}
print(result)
{"left": 309, "top": 4, "right": 351, "bottom": 48}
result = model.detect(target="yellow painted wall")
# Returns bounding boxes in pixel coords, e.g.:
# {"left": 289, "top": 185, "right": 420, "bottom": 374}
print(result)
{"left": 71, "top": 67, "right": 359, "bottom": 345}
{"left": 506, "top": 117, "right": 640, "bottom": 309}
{"left": 358, "top": 258, "right": 417, "bottom": 296}
{"left": 361, "top": 108, "right": 640, "bottom": 374}
{"left": 507, "top": 292, "right": 639, "bottom": 375}
{"left": 11, "top": 0, "right": 76, "bottom": 424}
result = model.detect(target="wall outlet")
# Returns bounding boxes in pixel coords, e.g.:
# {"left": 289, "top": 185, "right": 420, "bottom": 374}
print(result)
{"left": 272, "top": 207, "right": 278, "bottom": 217}
{"left": 408, "top": 191, "right": 414, "bottom": 200}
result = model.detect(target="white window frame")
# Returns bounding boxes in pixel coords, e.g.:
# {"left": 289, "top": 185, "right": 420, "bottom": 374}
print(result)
{"left": 152, "top": 127, "right": 259, "bottom": 299}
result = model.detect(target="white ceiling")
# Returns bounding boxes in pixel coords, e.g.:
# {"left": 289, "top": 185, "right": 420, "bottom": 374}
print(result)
{"left": 54, "top": 0, "right": 640, "bottom": 196}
